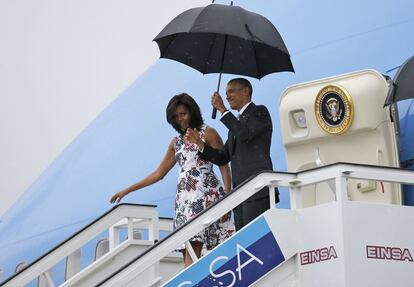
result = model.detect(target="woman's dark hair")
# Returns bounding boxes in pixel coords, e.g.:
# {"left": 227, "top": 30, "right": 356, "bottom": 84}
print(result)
{"left": 166, "top": 93, "right": 204, "bottom": 134}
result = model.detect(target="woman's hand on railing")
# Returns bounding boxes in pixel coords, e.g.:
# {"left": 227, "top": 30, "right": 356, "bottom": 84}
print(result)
{"left": 110, "top": 190, "right": 128, "bottom": 204}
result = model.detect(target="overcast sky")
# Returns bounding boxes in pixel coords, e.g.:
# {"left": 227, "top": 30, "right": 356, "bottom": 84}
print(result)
{"left": 0, "top": 0, "right": 209, "bottom": 216}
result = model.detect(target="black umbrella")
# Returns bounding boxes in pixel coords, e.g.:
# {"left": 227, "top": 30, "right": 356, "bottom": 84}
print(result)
{"left": 154, "top": 3, "right": 294, "bottom": 118}
{"left": 384, "top": 55, "right": 414, "bottom": 107}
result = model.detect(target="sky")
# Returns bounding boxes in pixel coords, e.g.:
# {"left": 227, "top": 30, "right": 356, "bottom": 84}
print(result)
{"left": 0, "top": 0, "right": 209, "bottom": 216}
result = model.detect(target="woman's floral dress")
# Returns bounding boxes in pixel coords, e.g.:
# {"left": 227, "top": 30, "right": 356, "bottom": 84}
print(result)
{"left": 173, "top": 124, "right": 235, "bottom": 250}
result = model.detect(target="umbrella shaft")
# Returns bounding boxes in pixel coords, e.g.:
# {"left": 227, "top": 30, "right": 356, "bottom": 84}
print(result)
{"left": 212, "top": 33, "right": 229, "bottom": 119}
{"left": 217, "top": 72, "right": 222, "bottom": 92}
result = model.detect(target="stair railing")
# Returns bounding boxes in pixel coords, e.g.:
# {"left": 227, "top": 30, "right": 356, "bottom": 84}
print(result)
{"left": 97, "top": 163, "right": 414, "bottom": 286}
{"left": 1, "top": 204, "right": 161, "bottom": 287}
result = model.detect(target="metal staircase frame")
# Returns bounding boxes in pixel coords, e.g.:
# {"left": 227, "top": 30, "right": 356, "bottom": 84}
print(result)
{"left": 1, "top": 203, "right": 163, "bottom": 287}
{"left": 3, "top": 163, "right": 414, "bottom": 287}
{"left": 97, "top": 163, "right": 414, "bottom": 286}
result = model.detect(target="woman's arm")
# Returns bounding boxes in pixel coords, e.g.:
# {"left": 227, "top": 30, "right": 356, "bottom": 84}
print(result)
{"left": 185, "top": 128, "right": 230, "bottom": 166}
{"left": 110, "top": 139, "right": 177, "bottom": 203}
{"left": 204, "top": 128, "right": 231, "bottom": 192}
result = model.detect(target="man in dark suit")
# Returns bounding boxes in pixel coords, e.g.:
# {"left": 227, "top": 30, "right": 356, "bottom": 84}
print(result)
{"left": 185, "top": 78, "right": 277, "bottom": 230}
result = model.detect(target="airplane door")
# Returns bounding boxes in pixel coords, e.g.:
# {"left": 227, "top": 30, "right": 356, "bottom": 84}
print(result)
{"left": 279, "top": 69, "right": 401, "bottom": 207}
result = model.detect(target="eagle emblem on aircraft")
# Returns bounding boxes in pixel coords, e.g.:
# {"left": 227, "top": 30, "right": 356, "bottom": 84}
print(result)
{"left": 315, "top": 85, "right": 354, "bottom": 134}
{"left": 325, "top": 97, "right": 343, "bottom": 122}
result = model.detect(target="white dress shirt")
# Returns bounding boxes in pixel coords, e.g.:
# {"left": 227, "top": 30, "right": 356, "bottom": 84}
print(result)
{"left": 221, "top": 102, "right": 252, "bottom": 119}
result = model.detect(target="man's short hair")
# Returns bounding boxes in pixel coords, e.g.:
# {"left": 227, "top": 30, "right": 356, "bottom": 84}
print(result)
{"left": 228, "top": 78, "right": 253, "bottom": 97}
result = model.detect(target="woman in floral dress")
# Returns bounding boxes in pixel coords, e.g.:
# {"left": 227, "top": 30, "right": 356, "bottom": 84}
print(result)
{"left": 110, "top": 93, "right": 235, "bottom": 267}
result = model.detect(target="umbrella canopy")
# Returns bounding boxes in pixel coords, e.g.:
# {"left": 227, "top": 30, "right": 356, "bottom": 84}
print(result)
{"left": 153, "top": 3, "right": 294, "bottom": 80}
{"left": 384, "top": 55, "right": 414, "bottom": 106}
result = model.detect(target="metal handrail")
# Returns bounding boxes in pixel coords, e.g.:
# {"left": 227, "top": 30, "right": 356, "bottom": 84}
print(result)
{"left": 1, "top": 204, "right": 159, "bottom": 287}
{"left": 4, "top": 163, "right": 414, "bottom": 287}
{"left": 97, "top": 171, "right": 296, "bottom": 286}
{"left": 97, "top": 163, "right": 414, "bottom": 286}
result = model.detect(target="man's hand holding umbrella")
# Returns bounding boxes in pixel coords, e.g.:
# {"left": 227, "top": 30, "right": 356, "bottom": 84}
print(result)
{"left": 211, "top": 92, "right": 227, "bottom": 115}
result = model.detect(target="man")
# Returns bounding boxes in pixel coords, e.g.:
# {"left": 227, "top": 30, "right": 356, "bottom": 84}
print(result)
{"left": 185, "top": 78, "right": 277, "bottom": 230}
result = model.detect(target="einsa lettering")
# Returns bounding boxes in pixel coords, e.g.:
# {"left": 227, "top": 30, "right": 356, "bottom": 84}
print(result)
{"left": 300, "top": 246, "right": 338, "bottom": 265}
{"left": 177, "top": 244, "right": 264, "bottom": 287}
{"left": 366, "top": 245, "right": 413, "bottom": 262}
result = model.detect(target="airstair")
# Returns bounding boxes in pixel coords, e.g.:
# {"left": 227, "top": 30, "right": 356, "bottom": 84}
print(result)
{"left": 3, "top": 163, "right": 414, "bottom": 287}
{"left": 3, "top": 69, "right": 414, "bottom": 286}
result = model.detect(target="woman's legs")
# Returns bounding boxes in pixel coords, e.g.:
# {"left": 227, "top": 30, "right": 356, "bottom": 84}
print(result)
{"left": 183, "top": 241, "right": 203, "bottom": 267}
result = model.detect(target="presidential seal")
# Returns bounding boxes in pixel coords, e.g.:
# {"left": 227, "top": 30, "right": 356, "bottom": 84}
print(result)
{"left": 314, "top": 84, "right": 354, "bottom": 134}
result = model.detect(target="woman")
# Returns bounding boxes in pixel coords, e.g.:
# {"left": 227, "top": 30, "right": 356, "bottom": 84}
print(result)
{"left": 110, "top": 93, "right": 234, "bottom": 267}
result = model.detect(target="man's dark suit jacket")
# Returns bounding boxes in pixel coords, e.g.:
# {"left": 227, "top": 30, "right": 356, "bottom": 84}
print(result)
{"left": 201, "top": 102, "right": 274, "bottom": 201}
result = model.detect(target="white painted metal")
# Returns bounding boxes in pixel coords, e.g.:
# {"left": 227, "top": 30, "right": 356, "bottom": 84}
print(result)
{"left": 127, "top": 218, "right": 134, "bottom": 241}
{"left": 158, "top": 218, "right": 175, "bottom": 233}
{"left": 277, "top": 198, "right": 414, "bottom": 287}
{"left": 101, "top": 164, "right": 414, "bottom": 287}
{"left": 5, "top": 164, "right": 414, "bottom": 287}
{"left": 61, "top": 240, "right": 154, "bottom": 287}
{"left": 61, "top": 222, "right": 180, "bottom": 287}
{"left": 280, "top": 70, "right": 402, "bottom": 207}
{"left": 61, "top": 218, "right": 177, "bottom": 287}
{"left": 108, "top": 225, "right": 120, "bottom": 251}
{"left": 2, "top": 204, "right": 159, "bottom": 287}
{"left": 65, "top": 249, "right": 81, "bottom": 280}
{"left": 252, "top": 257, "right": 297, "bottom": 287}
{"left": 95, "top": 239, "right": 109, "bottom": 261}
{"left": 40, "top": 270, "right": 55, "bottom": 287}
{"left": 257, "top": 167, "right": 414, "bottom": 287}
{"left": 98, "top": 172, "right": 296, "bottom": 286}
